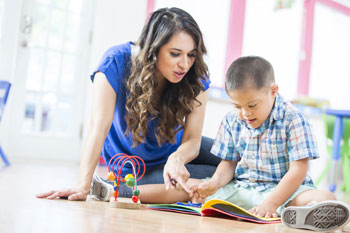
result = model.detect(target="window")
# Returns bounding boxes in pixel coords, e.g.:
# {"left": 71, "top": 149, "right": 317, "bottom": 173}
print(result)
{"left": 21, "top": 0, "right": 88, "bottom": 136}
{"left": 243, "top": 0, "right": 303, "bottom": 100}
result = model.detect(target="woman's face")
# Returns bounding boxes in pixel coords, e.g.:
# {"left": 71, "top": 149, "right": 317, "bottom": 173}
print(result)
{"left": 155, "top": 31, "right": 196, "bottom": 84}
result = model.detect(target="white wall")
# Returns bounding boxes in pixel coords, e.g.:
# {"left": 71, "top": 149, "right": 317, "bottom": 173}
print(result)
{"left": 88, "top": 0, "right": 147, "bottom": 73}
{"left": 154, "top": 0, "right": 230, "bottom": 88}
{"left": 243, "top": 0, "right": 303, "bottom": 101}
{"left": 309, "top": 2, "right": 350, "bottom": 109}
{"left": 82, "top": 0, "right": 147, "bottom": 140}
{"left": 202, "top": 99, "right": 231, "bottom": 138}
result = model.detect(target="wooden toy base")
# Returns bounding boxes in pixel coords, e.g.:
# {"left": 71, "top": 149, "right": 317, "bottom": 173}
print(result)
{"left": 109, "top": 197, "right": 144, "bottom": 210}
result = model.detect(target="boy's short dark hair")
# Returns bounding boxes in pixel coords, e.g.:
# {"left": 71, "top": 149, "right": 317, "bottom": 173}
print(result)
{"left": 225, "top": 56, "right": 275, "bottom": 92}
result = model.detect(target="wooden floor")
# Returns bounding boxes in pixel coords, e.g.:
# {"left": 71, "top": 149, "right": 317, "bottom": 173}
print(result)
{"left": 1, "top": 160, "right": 349, "bottom": 233}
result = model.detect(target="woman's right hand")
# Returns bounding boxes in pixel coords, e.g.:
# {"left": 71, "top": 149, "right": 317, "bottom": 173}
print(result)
{"left": 163, "top": 153, "right": 192, "bottom": 195}
{"left": 36, "top": 187, "right": 89, "bottom": 201}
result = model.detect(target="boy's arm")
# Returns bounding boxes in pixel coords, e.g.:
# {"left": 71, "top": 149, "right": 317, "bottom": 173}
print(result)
{"left": 250, "top": 158, "right": 309, "bottom": 218}
{"left": 191, "top": 159, "right": 237, "bottom": 203}
{"left": 211, "top": 159, "right": 238, "bottom": 187}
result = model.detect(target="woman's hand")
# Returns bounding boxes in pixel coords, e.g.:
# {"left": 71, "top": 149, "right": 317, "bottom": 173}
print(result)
{"left": 163, "top": 153, "right": 192, "bottom": 195}
{"left": 162, "top": 91, "right": 209, "bottom": 195}
{"left": 37, "top": 73, "right": 116, "bottom": 202}
{"left": 36, "top": 186, "right": 89, "bottom": 201}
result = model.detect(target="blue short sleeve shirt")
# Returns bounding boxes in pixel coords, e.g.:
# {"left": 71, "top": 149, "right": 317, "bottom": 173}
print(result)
{"left": 90, "top": 42, "right": 211, "bottom": 175}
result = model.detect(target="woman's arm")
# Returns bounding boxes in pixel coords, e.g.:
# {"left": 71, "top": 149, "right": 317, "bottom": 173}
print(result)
{"left": 76, "top": 73, "right": 116, "bottom": 196}
{"left": 163, "top": 90, "right": 209, "bottom": 193}
{"left": 36, "top": 72, "right": 116, "bottom": 200}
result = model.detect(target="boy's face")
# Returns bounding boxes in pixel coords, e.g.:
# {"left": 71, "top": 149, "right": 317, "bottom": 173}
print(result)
{"left": 227, "top": 84, "right": 278, "bottom": 129}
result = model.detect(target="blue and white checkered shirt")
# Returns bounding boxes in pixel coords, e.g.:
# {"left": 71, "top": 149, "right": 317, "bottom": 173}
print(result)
{"left": 211, "top": 94, "right": 319, "bottom": 191}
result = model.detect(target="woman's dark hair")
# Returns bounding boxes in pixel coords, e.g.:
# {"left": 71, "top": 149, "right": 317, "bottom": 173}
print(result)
{"left": 125, "top": 7, "right": 209, "bottom": 146}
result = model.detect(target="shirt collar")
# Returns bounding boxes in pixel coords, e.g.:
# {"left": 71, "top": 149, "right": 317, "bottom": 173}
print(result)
{"left": 271, "top": 93, "right": 285, "bottom": 122}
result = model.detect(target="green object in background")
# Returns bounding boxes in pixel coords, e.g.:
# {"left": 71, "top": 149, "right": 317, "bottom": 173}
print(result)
{"left": 315, "top": 115, "right": 350, "bottom": 194}
{"left": 341, "top": 119, "right": 350, "bottom": 194}
{"left": 314, "top": 115, "right": 334, "bottom": 187}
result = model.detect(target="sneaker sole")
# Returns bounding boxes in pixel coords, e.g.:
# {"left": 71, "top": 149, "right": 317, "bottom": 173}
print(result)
{"left": 281, "top": 200, "right": 350, "bottom": 232}
{"left": 89, "top": 174, "right": 111, "bottom": 202}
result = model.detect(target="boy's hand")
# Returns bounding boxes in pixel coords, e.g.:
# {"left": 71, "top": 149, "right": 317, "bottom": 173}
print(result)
{"left": 248, "top": 201, "right": 279, "bottom": 218}
{"left": 190, "top": 179, "right": 218, "bottom": 203}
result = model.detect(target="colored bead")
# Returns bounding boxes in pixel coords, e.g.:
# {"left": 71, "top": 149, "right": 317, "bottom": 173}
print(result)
{"left": 133, "top": 189, "right": 140, "bottom": 196}
{"left": 113, "top": 191, "right": 118, "bottom": 197}
{"left": 125, "top": 174, "right": 134, "bottom": 180}
{"left": 126, "top": 177, "right": 135, "bottom": 187}
{"left": 114, "top": 181, "right": 117, "bottom": 186}
{"left": 131, "top": 195, "right": 138, "bottom": 203}
{"left": 113, "top": 185, "right": 117, "bottom": 191}
{"left": 107, "top": 172, "right": 116, "bottom": 181}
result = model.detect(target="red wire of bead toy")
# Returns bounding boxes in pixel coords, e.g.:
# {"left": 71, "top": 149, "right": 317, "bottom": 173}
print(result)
{"left": 107, "top": 153, "right": 146, "bottom": 202}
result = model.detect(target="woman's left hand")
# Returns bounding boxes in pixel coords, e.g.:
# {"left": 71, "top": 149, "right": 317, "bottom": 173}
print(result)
{"left": 163, "top": 153, "right": 192, "bottom": 195}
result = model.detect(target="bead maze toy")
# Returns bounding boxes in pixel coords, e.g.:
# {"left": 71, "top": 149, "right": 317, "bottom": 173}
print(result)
{"left": 107, "top": 153, "right": 146, "bottom": 209}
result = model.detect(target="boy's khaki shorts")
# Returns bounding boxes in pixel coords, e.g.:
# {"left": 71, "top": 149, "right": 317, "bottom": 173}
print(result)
{"left": 205, "top": 180, "right": 316, "bottom": 216}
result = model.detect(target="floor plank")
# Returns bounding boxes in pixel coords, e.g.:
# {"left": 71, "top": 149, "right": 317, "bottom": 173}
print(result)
{"left": 0, "top": 160, "right": 349, "bottom": 233}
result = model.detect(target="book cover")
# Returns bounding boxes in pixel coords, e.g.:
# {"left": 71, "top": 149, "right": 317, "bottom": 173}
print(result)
{"left": 147, "top": 199, "right": 281, "bottom": 224}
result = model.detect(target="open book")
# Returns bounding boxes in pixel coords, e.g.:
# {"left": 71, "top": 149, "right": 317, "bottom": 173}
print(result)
{"left": 147, "top": 199, "right": 281, "bottom": 224}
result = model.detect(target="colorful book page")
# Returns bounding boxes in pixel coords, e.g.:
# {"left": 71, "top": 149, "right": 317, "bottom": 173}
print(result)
{"left": 147, "top": 199, "right": 281, "bottom": 224}
{"left": 202, "top": 199, "right": 281, "bottom": 223}
{"left": 147, "top": 203, "right": 201, "bottom": 216}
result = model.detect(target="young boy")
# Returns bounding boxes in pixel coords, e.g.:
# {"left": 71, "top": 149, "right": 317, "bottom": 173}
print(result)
{"left": 184, "top": 56, "right": 350, "bottom": 231}
{"left": 90, "top": 56, "right": 349, "bottom": 232}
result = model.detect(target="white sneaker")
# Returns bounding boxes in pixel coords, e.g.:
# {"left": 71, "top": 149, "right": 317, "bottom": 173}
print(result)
{"left": 89, "top": 174, "right": 113, "bottom": 202}
{"left": 281, "top": 200, "right": 350, "bottom": 232}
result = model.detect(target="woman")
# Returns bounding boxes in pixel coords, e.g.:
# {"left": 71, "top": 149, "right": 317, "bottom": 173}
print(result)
{"left": 37, "top": 7, "right": 220, "bottom": 201}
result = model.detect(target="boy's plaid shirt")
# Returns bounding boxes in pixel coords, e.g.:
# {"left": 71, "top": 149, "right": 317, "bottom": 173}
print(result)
{"left": 211, "top": 94, "right": 319, "bottom": 191}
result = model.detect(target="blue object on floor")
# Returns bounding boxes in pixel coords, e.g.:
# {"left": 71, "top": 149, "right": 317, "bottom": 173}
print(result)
{"left": 176, "top": 201, "right": 202, "bottom": 208}
{"left": 0, "top": 80, "right": 11, "bottom": 166}
{"left": 324, "top": 108, "right": 350, "bottom": 193}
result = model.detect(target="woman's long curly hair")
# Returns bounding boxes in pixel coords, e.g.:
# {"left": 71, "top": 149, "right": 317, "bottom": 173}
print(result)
{"left": 125, "top": 7, "right": 209, "bottom": 147}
